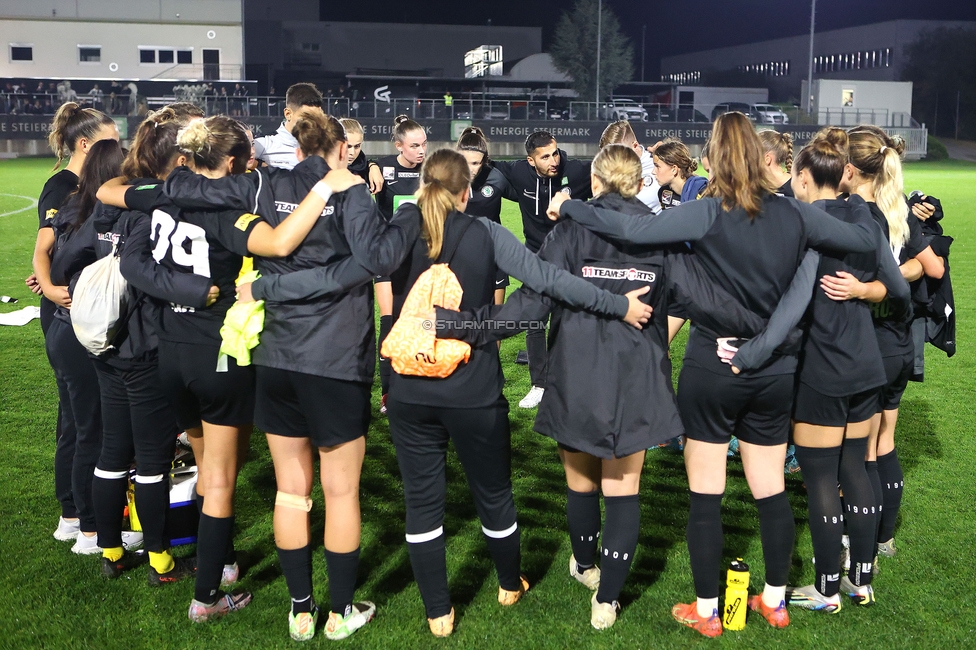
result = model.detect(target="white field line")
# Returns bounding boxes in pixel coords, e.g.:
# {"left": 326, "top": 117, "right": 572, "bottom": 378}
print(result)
{"left": 0, "top": 193, "right": 38, "bottom": 218}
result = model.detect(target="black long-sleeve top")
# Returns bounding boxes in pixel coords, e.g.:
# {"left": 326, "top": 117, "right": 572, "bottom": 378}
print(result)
{"left": 797, "top": 196, "right": 912, "bottom": 396}
{"left": 494, "top": 149, "right": 592, "bottom": 253}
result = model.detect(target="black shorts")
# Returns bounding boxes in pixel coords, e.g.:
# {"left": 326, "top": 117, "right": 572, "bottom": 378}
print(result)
{"left": 677, "top": 365, "right": 792, "bottom": 446}
{"left": 254, "top": 366, "right": 371, "bottom": 447}
{"left": 375, "top": 275, "right": 391, "bottom": 284}
{"left": 880, "top": 353, "right": 913, "bottom": 411}
{"left": 793, "top": 382, "right": 881, "bottom": 427}
{"left": 157, "top": 340, "right": 255, "bottom": 430}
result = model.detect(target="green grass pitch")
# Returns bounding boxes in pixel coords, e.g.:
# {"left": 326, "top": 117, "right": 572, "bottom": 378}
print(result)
{"left": 0, "top": 157, "right": 973, "bottom": 648}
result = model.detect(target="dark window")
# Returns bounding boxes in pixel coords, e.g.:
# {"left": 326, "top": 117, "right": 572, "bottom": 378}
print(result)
{"left": 79, "top": 47, "right": 100, "bottom": 62}
{"left": 11, "top": 46, "right": 32, "bottom": 61}
{"left": 202, "top": 49, "right": 220, "bottom": 80}
{"left": 158, "top": 49, "right": 174, "bottom": 64}
{"left": 140, "top": 49, "right": 155, "bottom": 63}
{"left": 177, "top": 49, "right": 192, "bottom": 64}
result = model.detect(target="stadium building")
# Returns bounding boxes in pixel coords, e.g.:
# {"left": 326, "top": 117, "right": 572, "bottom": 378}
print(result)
{"left": 0, "top": 0, "right": 246, "bottom": 82}
{"left": 661, "top": 19, "right": 976, "bottom": 103}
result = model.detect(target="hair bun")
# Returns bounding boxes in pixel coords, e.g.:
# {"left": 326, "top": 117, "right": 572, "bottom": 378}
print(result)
{"left": 394, "top": 114, "right": 409, "bottom": 126}
{"left": 177, "top": 119, "right": 211, "bottom": 154}
{"left": 148, "top": 107, "right": 177, "bottom": 125}
{"left": 462, "top": 126, "right": 483, "bottom": 136}
{"left": 889, "top": 135, "right": 906, "bottom": 156}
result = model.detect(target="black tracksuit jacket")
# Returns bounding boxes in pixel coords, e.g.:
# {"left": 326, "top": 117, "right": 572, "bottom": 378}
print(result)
{"left": 494, "top": 149, "right": 591, "bottom": 253}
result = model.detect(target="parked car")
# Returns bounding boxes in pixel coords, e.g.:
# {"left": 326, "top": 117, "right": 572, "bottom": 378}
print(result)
{"left": 711, "top": 102, "right": 754, "bottom": 120}
{"left": 603, "top": 98, "right": 648, "bottom": 121}
{"left": 750, "top": 103, "right": 790, "bottom": 124}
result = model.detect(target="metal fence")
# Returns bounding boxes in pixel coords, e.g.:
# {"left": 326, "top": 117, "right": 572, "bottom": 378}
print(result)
{"left": 569, "top": 102, "right": 710, "bottom": 122}
{"left": 888, "top": 127, "right": 929, "bottom": 159}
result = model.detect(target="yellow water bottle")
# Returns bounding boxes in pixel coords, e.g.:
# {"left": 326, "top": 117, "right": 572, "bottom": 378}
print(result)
{"left": 723, "top": 558, "right": 749, "bottom": 631}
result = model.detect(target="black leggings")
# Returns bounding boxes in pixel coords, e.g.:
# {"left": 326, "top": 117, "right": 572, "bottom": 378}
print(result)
{"left": 388, "top": 397, "right": 521, "bottom": 618}
{"left": 91, "top": 358, "right": 179, "bottom": 553}
{"left": 45, "top": 317, "right": 102, "bottom": 532}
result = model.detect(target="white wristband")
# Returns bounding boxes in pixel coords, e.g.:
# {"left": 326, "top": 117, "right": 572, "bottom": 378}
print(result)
{"left": 311, "top": 181, "right": 333, "bottom": 203}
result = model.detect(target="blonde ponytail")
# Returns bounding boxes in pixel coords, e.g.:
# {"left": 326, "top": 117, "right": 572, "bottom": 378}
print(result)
{"left": 848, "top": 126, "right": 908, "bottom": 250}
{"left": 416, "top": 149, "right": 471, "bottom": 260}
{"left": 875, "top": 148, "right": 909, "bottom": 249}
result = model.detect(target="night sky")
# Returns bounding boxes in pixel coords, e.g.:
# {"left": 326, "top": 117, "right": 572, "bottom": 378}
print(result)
{"left": 318, "top": 0, "right": 976, "bottom": 78}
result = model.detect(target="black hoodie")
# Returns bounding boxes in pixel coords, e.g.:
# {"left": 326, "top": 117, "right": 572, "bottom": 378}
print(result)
{"left": 494, "top": 149, "right": 591, "bottom": 253}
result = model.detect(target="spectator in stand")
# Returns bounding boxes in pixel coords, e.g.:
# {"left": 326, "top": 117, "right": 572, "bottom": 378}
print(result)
{"left": 231, "top": 84, "right": 241, "bottom": 116}
{"left": 126, "top": 81, "right": 139, "bottom": 116}
{"left": 59, "top": 81, "right": 79, "bottom": 105}
{"left": 108, "top": 81, "right": 122, "bottom": 114}
{"left": 88, "top": 85, "right": 104, "bottom": 111}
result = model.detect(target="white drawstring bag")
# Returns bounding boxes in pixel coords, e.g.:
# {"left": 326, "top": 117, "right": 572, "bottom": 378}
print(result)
{"left": 71, "top": 245, "right": 128, "bottom": 355}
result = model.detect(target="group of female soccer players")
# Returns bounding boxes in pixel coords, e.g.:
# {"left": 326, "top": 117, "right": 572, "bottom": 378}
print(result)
{"left": 31, "top": 89, "right": 942, "bottom": 640}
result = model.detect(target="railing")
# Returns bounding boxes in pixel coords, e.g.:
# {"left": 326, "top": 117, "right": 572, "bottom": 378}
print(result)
{"left": 569, "top": 102, "right": 709, "bottom": 122}
{"left": 0, "top": 91, "right": 933, "bottom": 159}
{"left": 149, "top": 64, "right": 244, "bottom": 82}
{"left": 347, "top": 99, "right": 549, "bottom": 121}
{"left": 888, "top": 127, "right": 928, "bottom": 159}
{"left": 817, "top": 107, "right": 889, "bottom": 127}
{"left": 0, "top": 90, "right": 142, "bottom": 116}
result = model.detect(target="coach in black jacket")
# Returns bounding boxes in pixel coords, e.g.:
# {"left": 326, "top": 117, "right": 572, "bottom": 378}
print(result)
{"left": 493, "top": 131, "right": 592, "bottom": 406}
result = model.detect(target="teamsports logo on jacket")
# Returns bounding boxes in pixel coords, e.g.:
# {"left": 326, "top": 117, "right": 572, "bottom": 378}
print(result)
{"left": 276, "top": 201, "right": 334, "bottom": 217}
{"left": 581, "top": 266, "right": 656, "bottom": 282}
{"left": 481, "top": 186, "right": 494, "bottom": 198}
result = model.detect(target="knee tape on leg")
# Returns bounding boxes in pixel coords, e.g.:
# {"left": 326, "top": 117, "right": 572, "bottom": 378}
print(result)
{"left": 276, "top": 491, "right": 313, "bottom": 512}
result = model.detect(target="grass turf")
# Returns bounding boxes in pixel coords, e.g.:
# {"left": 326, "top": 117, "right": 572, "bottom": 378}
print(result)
{"left": 0, "top": 157, "right": 974, "bottom": 648}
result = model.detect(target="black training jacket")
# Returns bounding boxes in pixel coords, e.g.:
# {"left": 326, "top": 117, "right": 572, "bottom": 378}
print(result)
{"left": 163, "top": 162, "right": 419, "bottom": 382}
{"left": 126, "top": 172, "right": 273, "bottom": 346}
{"left": 494, "top": 149, "right": 592, "bottom": 253}
{"left": 440, "top": 194, "right": 682, "bottom": 455}
{"left": 50, "top": 195, "right": 211, "bottom": 362}
{"left": 388, "top": 206, "right": 503, "bottom": 409}
{"left": 867, "top": 202, "right": 927, "bottom": 359}
{"left": 797, "top": 196, "right": 911, "bottom": 397}
{"left": 559, "top": 193, "right": 881, "bottom": 377}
